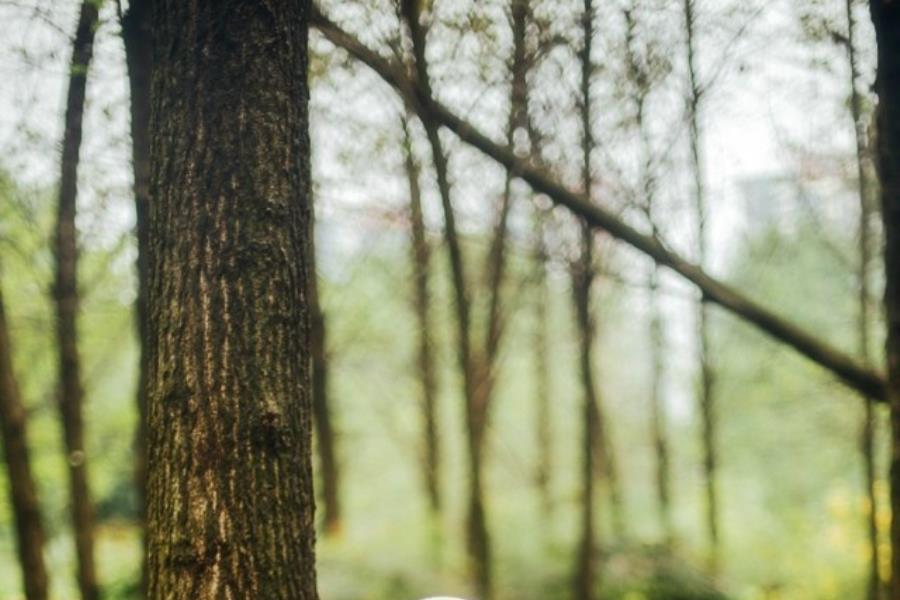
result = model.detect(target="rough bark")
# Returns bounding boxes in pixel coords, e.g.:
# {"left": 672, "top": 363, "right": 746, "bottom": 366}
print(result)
{"left": 402, "top": 114, "right": 442, "bottom": 515}
{"left": 0, "top": 283, "right": 48, "bottom": 600}
{"left": 52, "top": 3, "right": 99, "bottom": 598}
{"left": 683, "top": 0, "right": 719, "bottom": 571}
{"left": 310, "top": 231, "right": 340, "bottom": 535}
{"left": 120, "top": 0, "right": 152, "bottom": 591}
{"left": 310, "top": 11, "right": 885, "bottom": 401}
{"left": 869, "top": 3, "right": 900, "bottom": 599}
{"left": 146, "top": 2, "right": 318, "bottom": 598}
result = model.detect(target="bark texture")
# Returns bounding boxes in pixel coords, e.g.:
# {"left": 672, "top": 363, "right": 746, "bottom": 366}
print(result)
{"left": 402, "top": 114, "right": 442, "bottom": 515}
{"left": 310, "top": 231, "right": 340, "bottom": 535}
{"left": 53, "top": 3, "right": 100, "bottom": 598}
{"left": 120, "top": 0, "right": 152, "bottom": 591}
{"left": 0, "top": 283, "right": 48, "bottom": 600}
{"left": 310, "top": 12, "right": 885, "bottom": 401}
{"left": 870, "top": 3, "right": 900, "bottom": 599}
{"left": 146, "top": 2, "right": 318, "bottom": 598}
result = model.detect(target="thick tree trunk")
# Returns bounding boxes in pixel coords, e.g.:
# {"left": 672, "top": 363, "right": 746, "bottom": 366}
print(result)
{"left": 683, "top": 0, "right": 719, "bottom": 571}
{"left": 0, "top": 284, "right": 48, "bottom": 600}
{"left": 845, "top": 1, "right": 882, "bottom": 597}
{"left": 310, "top": 231, "right": 341, "bottom": 535}
{"left": 146, "top": 2, "right": 318, "bottom": 598}
{"left": 120, "top": 0, "right": 152, "bottom": 592}
{"left": 402, "top": 114, "right": 442, "bottom": 516}
{"left": 52, "top": 3, "right": 99, "bottom": 598}
{"left": 870, "top": 4, "right": 900, "bottom": 600}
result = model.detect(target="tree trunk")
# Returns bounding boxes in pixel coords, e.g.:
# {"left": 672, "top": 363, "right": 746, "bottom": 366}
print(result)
{"left": 146, "top": 2, "right": 318, "bottom": 598}
{"left": 870, "top": 3, "right": 900, "bottom": 599}
{"left": 533, "top": 218, "right": 553, "bottom": 517}
{"left": 846, "top": 1, "right": 883, "bottom": 597}
{"left": 573, "top": 226, "right": 599, "bottom": 600}
{"left": 648, "top": 270, "right": 673, "bottom": 545}
{"left": 623, "top": 6, "right": 674, "bottom": 547}
{"left": 120, "top": 0, "right": 152, "bottom": 592}
{"left": 683, "top": 0, "right": 719, "bottom": 571}
{"left": 399, "top": 2, "right": 493, "bottom": 595}
{"left": 590, "top": 390, "right": 626, "bottom": 541}
{"left": 574, "top": 2, "right": 600, "bottom": 596}
{"left": 0, "top": 283, "right": 48, "bottom": 600}
{"left": 310, "top": 232, "right": 341, "bottom": 536}
{"left": 53, "top": 3, "right": 99, "bottom": 598}
{"left": 402, "top": 114, "right": 442, "bottom": 516}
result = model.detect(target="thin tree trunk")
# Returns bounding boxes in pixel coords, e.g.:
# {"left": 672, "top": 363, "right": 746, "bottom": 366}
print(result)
{"left": 53, "top": 3, "right": 99, "bottom": 598}
{"left": 648, "top": 269, "right": 673, "bottom": 545}
{"left": 574, "top": 0, "right": 598, "bottom": 596}
{"left": 146, "top": 2, "right": 318, "bottom": 598}
{"left": 400, "top": 3, "right": 495, "bottom": 595}
{"left": 310, "top": 232, "right": 341, "bottom": 535}
{"left": 533, "top": 218, "right": 553, "bottom": 517}
{"left": 683, "top": 0, "right": 719, "bottom": 571}
{"left": 626, "top": 6, "right": 674, "bottom": 545}
{"left": 402, "top": 114, "right": 442, "bottom": 516}
{"left": 311, "top": 12, "right": 886, "bottom": 402}
{"left": 573, "top": 227, "right": 599, "bottom": 600}
{"left": 869, "top": 4, "right": 900, "bottom": 599}
{"left": 120, "top": 0, "right": 151, "bottom": 592}
{"left": 846, "top": 1, "right": 882, "bottom": 597}
{"left": 590, "top": 391, "right": 626, "bottom": 541}
{"left": 0, "top": 283, "right": 48, "bottom": 600}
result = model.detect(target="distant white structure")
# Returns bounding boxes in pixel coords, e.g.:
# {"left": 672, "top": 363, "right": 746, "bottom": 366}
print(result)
{"left": 737, "top": 157, "right": 857, "bottom": 236}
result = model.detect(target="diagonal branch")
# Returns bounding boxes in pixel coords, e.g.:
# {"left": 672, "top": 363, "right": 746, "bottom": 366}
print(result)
{"left": 309, "top": 6, "right": 885, "bottom": 401}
